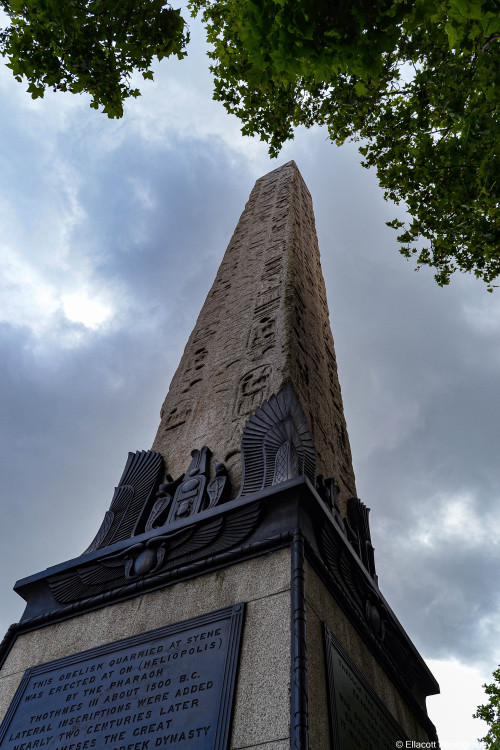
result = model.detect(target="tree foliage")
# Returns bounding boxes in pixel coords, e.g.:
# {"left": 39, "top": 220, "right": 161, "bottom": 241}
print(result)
{"left": 1, "top": 0, "right": 499, "bottom": 287}
{"left": 0, "top": 0, "right": 188, "bottom": 116}
{"left": 474, "top": 666, "right": 500, "bottom": 748}
{"left": 191, "top": 0, "right": 500, "bottom": 288}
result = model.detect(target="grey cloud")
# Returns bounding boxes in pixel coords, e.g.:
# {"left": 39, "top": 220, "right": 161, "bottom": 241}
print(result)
{"left": 0, "top": 46, "right": 498, "bottom": 749}
{"left": 0, "top": 129, "right": 261, "bottom": 636}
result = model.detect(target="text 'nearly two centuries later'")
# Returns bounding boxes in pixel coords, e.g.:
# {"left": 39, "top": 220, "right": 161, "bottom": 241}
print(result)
{"left": 2, "top": 624, "right": 231, "bottom": 750}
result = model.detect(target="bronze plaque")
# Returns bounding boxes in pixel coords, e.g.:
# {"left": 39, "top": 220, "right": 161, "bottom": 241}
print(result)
{"left": 0, "top": 605, "right": 244, "bottom": 750}
{"left": 324, "top": 624, "right": 408, "bottom": 749}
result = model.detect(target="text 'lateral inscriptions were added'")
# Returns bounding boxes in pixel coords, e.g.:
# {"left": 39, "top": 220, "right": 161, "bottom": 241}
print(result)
{"left": 0, "top": 605, "right": 244, "bottom": 750}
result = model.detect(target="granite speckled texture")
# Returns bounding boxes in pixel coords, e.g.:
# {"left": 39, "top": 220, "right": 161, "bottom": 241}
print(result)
{"left": 236, "top": 743, "right": 289, "bottom": 750}
{"left": 231, "top": 592, "right": 290, "bottom": 748}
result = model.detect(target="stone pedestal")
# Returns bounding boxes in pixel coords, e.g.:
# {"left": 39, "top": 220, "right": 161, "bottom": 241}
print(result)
{"left": 1, "top": 549, "right": 291, "bottom": 750}
{"left": 0, "top": 480, "right": 438, "bottom": 749}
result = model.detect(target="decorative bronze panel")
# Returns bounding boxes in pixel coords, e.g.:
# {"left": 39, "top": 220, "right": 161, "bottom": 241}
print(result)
{"left": 84, "top": 450, "right": 164, "bottom": 554}
{"left": 324, "top": 624, "right": 408, "bottom": 749}
{"left": 0, "top": 605, "right": 244, "bottom": 750}
{"left": 48, "top": 503, "right": 259, "bottom": 605}
{"left": 239, "top": 382, "right": 316, "bottom": 496}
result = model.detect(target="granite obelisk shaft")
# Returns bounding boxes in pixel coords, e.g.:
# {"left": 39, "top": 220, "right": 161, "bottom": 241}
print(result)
{"left": 152, "top": 161, "right": 356, "bottom": 507}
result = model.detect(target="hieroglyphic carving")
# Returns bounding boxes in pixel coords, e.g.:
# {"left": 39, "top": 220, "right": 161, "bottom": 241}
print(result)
{"left": 143, "top": 474, "right": 185, "bottom": 532}
{"left": 180, "top": 336, "right": 215, "bottom": 396}
{"left": 248, "top": 317, "right": 276, "bottom": 361}
{"left": 161, "top": 399, "right": 193, "bottom": 430}
{"left": 207, "top": 461, "right": 231, "bottom": 508}
{"left": 167, "top": 447, "right": 211, "bottom": 524}
{"left": 235, "top": 364, "right": 272, "bottom": 417}
{"left": 152, "top": 161, "right": 357, "bottom": 507}
{"left": 253, "top": 297, "right": 280, "bottom": 318}
{"left": 262, "top": 255, "right": 283, "bottom": 284}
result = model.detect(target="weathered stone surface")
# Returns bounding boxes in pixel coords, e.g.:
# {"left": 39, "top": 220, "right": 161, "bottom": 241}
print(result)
{"left": 152, "top": 160, "right": 356, "bottom": 509}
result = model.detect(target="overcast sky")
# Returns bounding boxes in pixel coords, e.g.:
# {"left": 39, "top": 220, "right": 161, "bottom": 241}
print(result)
{"left": 1, "top": 11, "right": 499, "bottom": 749}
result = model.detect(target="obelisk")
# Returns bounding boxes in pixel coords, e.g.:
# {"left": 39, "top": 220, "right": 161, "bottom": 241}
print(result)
{"left": 152, "top": 161, "right": 356, "bottom": 509}
{"left": 0, "top": 162, "right": 439, "bottom": 750}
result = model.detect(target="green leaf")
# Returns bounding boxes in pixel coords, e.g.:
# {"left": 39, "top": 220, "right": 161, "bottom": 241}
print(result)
{"left": 2, "top": 0, "right": 499, "bottom": 288}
